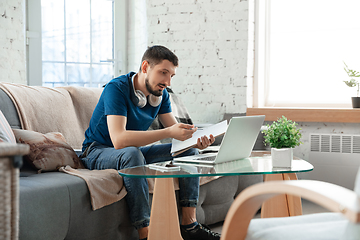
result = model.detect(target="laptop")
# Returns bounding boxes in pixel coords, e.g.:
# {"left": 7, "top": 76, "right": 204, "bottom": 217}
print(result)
{"left": 173, "top": 115, "right": 265, "bottom": 164}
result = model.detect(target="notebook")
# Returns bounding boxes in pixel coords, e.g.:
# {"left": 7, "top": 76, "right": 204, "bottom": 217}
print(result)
{"left": 173, "top": 115, "right": 265, "bottom": 165}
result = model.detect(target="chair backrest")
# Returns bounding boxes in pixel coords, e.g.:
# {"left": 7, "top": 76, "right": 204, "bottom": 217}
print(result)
{"left": 354, "top": 167, "right": 360, "bottom": 197}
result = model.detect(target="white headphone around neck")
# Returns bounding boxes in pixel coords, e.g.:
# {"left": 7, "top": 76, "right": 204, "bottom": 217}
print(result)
{"left": 130, "top": 74, "right": 162, "bottom": 108}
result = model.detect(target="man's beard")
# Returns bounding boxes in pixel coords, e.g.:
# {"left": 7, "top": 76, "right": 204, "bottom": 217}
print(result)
{"left": 145, "top": 78, "right": 163, "bottom": 97}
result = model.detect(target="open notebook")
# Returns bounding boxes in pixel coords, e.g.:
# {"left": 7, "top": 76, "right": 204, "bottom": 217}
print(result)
{"left": 173, "top": 115, "right": 265, "bottom": 164}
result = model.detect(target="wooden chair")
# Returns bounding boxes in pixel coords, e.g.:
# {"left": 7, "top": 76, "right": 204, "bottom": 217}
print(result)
{"left": 221, "top": 168, "right": 360, "bottom": 240}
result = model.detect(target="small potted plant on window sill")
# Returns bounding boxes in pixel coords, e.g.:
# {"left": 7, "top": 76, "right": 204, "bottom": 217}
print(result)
{"left": 343, "top": 62, "right": 360, "bottom": 108}
{"left": 262, "top": 116, "right": 302, "bottom": 168}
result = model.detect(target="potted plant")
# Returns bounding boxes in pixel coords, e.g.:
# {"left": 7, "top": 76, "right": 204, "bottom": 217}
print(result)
{"left": 262, "top": 116, "right": 302, "bottom": 168}
{"left": 343, "top": 62, "right": 360, "bottom": 108}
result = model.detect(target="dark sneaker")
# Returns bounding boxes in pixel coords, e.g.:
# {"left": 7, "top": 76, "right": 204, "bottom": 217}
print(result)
{"left": 180, "top": 223, "right": 221, "bottom": 240}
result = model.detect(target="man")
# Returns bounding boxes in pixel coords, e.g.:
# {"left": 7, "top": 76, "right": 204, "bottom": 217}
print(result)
{"left": 80, "top": 45, "right": 220, "bottom": 240}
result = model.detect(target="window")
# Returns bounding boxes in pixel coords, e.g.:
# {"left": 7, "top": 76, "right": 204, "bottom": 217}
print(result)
{"left": 27, "top": 0, "right": 126, "bottom": 87}
{"left": 254, "top": 0, "right": 360, "bottom": 108}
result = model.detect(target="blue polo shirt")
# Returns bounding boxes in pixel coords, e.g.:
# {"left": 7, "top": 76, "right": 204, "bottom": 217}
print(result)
{"left": 82, "top": 72, "right": 172, "bottom": 151}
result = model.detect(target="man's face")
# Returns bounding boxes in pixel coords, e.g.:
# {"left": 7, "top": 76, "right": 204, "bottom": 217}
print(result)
{"left": 144, "top": 60, "right": 176, "bottom": 96}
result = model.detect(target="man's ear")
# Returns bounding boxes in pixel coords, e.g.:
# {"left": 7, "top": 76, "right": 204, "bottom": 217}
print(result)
{"left": 141, "top": 61, "right": 149, "bottom": 74}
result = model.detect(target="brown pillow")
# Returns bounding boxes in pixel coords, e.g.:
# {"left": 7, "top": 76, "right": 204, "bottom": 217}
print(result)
{"left": 12, "top": 129, "right": 84, "bottom": 172}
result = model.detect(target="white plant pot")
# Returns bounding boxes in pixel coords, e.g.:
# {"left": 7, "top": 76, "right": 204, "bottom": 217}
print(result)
{"left": 271, "top": 148, "right": 293, "bottom": 168}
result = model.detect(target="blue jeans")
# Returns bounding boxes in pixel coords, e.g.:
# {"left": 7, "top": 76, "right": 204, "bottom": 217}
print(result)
{"left": 80, "top": 142, "right": 200, "bottom": 230}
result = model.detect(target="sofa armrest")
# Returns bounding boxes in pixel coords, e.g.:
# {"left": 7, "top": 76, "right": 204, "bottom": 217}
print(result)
{"left": 221, "top": 180, "right": 360, "bottom": 240}
{"left": 0, "top": 143, "right": 29, "bottom": 158}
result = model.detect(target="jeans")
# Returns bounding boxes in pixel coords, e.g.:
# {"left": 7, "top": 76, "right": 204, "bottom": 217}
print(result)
{"left": 80, "top": 142, "right": 200, "bottom": 230}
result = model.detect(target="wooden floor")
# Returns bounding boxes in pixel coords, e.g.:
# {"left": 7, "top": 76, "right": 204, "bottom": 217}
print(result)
{"left": 209, "top": 199, "right": 330, "bottom": 234}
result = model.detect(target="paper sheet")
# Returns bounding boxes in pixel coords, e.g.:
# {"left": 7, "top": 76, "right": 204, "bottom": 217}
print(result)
{"left": 171, "top": 120, "right": 228, "bottom": 156}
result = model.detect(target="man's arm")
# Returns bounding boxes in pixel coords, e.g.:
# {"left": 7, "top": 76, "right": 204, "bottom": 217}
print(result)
{"left": 107, "top": 114, "right": 196, "bottom": 149}
{"left": 158, "top": 112, "right": 178, "bottom": 128}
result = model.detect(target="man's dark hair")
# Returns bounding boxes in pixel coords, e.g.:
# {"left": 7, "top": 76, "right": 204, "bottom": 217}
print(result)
{"left": 139, "top": 45, "right": 179, "bottom": 72}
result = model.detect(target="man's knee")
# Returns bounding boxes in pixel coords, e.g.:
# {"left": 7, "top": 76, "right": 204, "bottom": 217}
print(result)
{"left": 119, "top": 147, "right": 145, "bottom": 169}
{"left": 180, "top": 148, "right": 199, "bottom": 158}
{"left": 188, "top": 148, "right": 199, "bottom": 156}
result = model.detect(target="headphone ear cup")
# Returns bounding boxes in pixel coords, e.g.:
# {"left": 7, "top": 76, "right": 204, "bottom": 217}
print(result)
{"left": 148, "top": 94, "right": 162, "bottom": 107}
{"left": 135, "top": 90, "right": 147, "bottom": 108}
{"left": 130, "top": 73, "right": 147, "bottom": 108}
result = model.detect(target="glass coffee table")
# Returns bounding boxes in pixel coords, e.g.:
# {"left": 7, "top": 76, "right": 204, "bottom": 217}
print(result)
{"left": 119, "top": 151, "right": 313, "bottom": 240}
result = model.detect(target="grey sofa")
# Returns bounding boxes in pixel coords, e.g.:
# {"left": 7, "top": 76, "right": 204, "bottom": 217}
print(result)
{"left": 0, "top": 84, "right": 263, "bottom": 240}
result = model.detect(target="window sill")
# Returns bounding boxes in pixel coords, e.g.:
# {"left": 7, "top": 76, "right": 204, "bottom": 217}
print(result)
{"left": 246, "top": 108, "right": 360, "bottom": 123}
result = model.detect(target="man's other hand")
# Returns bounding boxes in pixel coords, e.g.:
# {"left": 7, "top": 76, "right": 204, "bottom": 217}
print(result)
{"left": 196, "top": 134, "right": 215, "bottom": 150}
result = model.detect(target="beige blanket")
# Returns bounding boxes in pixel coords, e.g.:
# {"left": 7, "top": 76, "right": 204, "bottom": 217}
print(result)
{"left": 59, "top": 166, "right": 127, "bottom": 210}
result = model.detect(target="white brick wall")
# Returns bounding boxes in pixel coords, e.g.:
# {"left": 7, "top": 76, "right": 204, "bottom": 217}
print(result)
{"left": 0, "top": 0, "right": 26, "bottom": 84}
{"left": 146, "top": 0, "right": 251, "bottom": 123}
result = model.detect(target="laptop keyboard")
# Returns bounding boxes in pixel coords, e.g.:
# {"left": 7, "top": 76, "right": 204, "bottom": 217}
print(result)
{"left": 196, "top": 155, "right": 216, "bottom": 161}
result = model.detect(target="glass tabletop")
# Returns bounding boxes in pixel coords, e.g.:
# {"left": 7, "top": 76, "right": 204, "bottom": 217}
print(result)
{"left": 118, "top": 151, "right": 314, "bottom": 178}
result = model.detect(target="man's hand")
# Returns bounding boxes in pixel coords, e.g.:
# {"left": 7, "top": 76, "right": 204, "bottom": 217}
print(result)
{"left": 169, "top": 123, "right": 215, "bottom": 149}
{"left": 196, "top": 134, "right": 215, "bottom": 150}
{"left": 169, "top": 123, "right": 197, "bottom": 141}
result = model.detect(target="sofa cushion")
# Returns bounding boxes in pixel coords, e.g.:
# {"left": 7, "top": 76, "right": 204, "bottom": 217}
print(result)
{"left": 13, "top": 129, "right": 84, "bottom": 172}
{"left": 0, "top": 110, "right": 16, "bottom": 143}
{"left": 19, "top": 172, "right": 72, "bottom": 240}
{"left": 62, "top": 172, "right": 137, "bottom": 240}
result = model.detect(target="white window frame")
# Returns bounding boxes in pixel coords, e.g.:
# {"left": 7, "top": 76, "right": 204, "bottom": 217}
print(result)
{"left": 26, "top": 0, "right": 127, "bottom": 86}
{"left": 253, "top": 0, "right": 270, "bottom": 108}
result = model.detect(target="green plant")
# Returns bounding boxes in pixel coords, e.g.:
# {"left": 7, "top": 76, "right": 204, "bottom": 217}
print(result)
{"left": 262, "top": 116, "right": 302, "bottom": 149}
{"left": 343, "top": 62, "right": 360, "bottom": 97}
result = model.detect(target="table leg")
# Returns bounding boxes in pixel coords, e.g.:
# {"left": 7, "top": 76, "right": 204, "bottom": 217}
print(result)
{"left": 261, "top": 173, "right": 303, "bottom": 218}
{"left": 283, "top": 173, "right": 303, "bottom": 216}
{"left": 148, "top": 177, "right": 183, "bottom": 240}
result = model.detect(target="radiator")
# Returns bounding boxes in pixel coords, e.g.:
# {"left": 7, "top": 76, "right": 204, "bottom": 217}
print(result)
{"left": 301, "top": 134, "right": 360, "bottom": 190}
